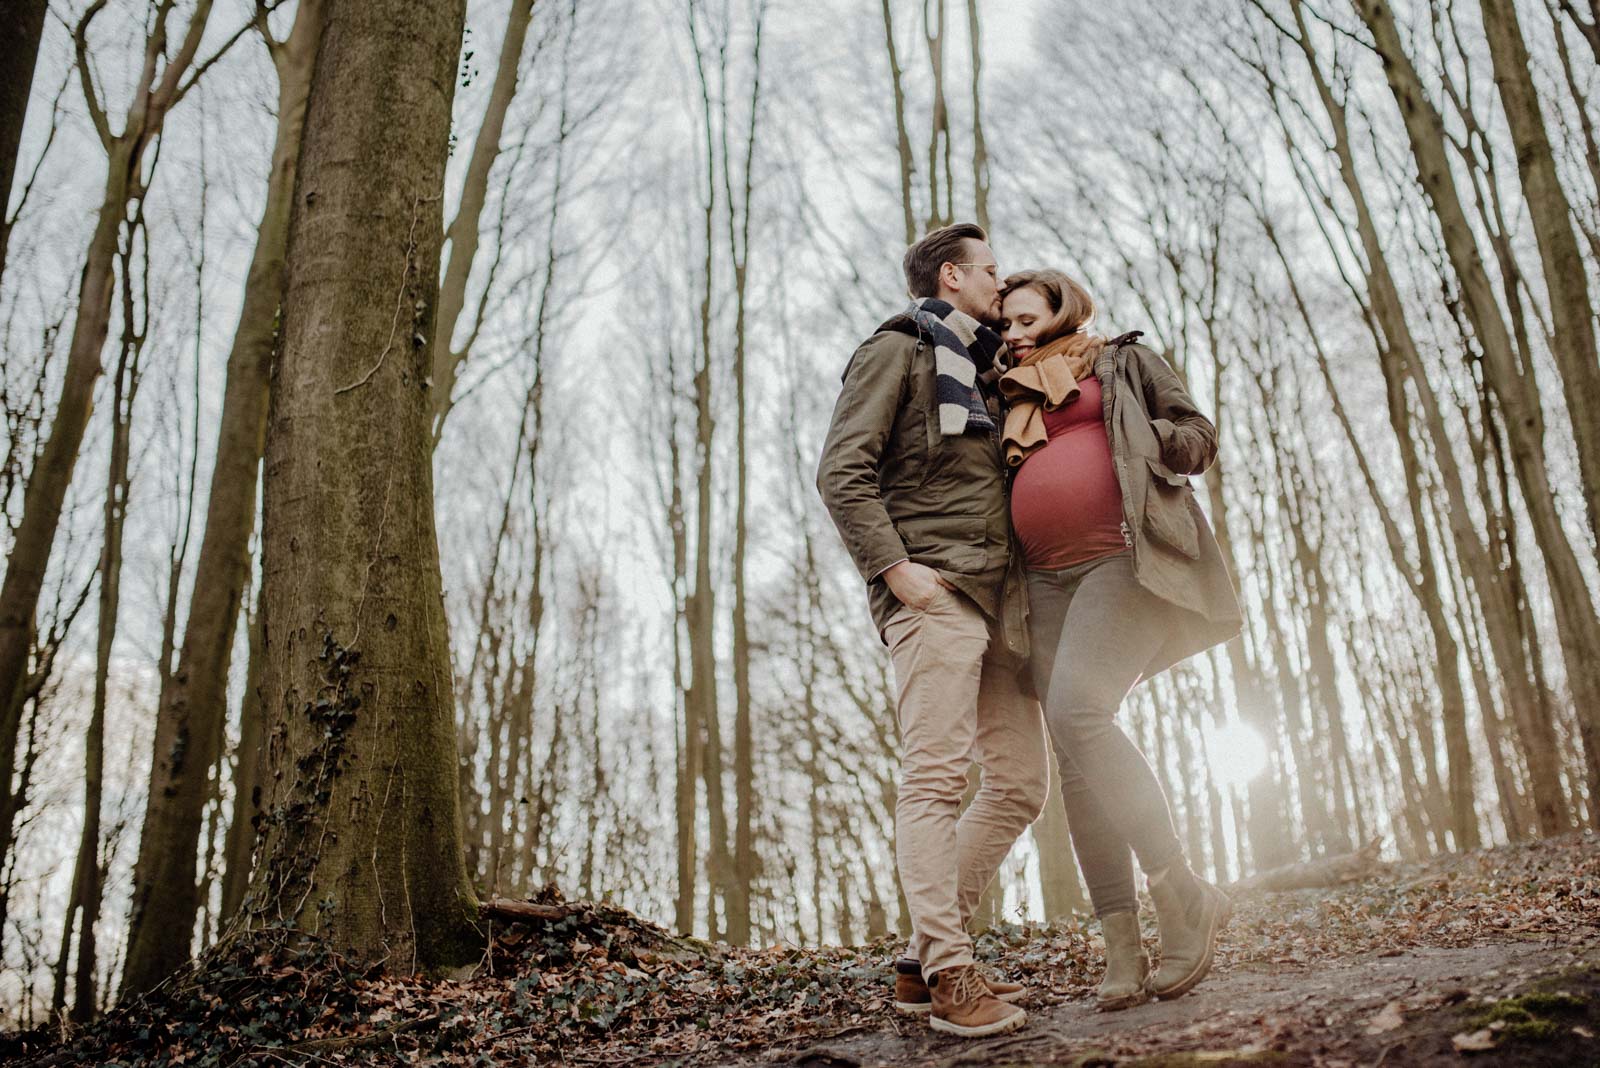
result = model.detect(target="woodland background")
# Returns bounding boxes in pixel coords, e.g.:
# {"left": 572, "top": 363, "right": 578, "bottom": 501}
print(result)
{"left": 1, "top": 0, "right": 1598, "bottom": 1034}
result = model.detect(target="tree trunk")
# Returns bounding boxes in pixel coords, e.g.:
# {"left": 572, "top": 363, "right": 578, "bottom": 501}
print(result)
{"left": 685, "top": 3, "right": 731, "bottom": 941}
{"left": 880, "top": 0, "right": 916, "bottom": 245}
{"left": 121, "top": 3, "right": 322, "bottom": 997}
{"left": 1271, "top": 0, "right": 1571, "bottom": 836}
{"left": 0, "top": 0, "right": 48, "bottom": 289}
{"left": 922, "top": 0, "right": 952, "bottom": 230}
{"left": 1478, "top": 0, "right": 1600, "bottom": 545}
{"left": 1353, "top": 0, "right": 1600, "bottom": 824}
{"left": 428, "top": 0, "right": 538, "bottom": 440}
{"left": 723, "top": 5, "right": 765, "bottom": 948}
{"left": 52, "top": 264, "right": 141, "bottom": 1020}
{"left": 0, "top": 0, "right": 217, "bottom": 898}
{"left": 0, "top": 155, "right": 127, "bottom": 863}
{"left": 964, "top": 0, "right": 989, "bottom": 233}
{"left": 243, "top": 0, "right": 478, "bottom": 970}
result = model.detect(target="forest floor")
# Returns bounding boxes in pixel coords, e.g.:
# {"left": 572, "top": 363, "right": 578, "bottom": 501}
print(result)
{"left": 4, "top": 832, "right": 1597, "bottom": 1067}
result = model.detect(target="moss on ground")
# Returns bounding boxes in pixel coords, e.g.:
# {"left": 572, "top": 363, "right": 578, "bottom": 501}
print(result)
{"left": 1468, "top": 988, "right": 1589, "bottom": 1045}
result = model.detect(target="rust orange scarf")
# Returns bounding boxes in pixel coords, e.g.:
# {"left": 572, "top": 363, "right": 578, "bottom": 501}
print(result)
{"left": 998, "top": 333, "right": 1106, "bottom": 466}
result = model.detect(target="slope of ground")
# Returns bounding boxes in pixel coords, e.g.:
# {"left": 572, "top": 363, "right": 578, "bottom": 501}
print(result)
{"left": 4, "top": 833, "right": 1596, "bottom": 1066}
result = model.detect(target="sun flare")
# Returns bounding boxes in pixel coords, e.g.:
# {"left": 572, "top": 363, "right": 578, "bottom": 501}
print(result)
{"left": 1203, "top": 721, "right": 1269, "bottom": 791}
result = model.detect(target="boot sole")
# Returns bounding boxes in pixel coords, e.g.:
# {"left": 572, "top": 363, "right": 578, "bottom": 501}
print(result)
{"left": 929, "top": 1006, "right": 1027, "bottom": 1037}
{"left": 895, "top": 988, "right": 1024, "bottom": 1014}
{"left": 1096, "top": 989, "right": 1150, "bottom": 1012}
{"left": 1149, "top": 890, "right": 1233, "bottom": 1001}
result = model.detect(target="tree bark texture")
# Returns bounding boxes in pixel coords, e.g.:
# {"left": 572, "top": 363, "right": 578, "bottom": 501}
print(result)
{"left": 244, "top": 0, "right": 478, "bottom": 970}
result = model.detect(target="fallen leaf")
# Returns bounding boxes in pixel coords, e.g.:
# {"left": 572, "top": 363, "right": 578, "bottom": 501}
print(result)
{"left": 1452, "top": 1028, "right": 1497, "bottom": 1052}
{"left": 1366, "top": 1000, "right": 1407, "bottom": 1034}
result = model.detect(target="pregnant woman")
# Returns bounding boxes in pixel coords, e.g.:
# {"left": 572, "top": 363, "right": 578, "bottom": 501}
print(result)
{"left": 998, "top": 270, "right": 1243, "bottom": 1010}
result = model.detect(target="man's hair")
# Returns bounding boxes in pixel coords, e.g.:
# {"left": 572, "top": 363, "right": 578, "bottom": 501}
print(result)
{"left": 903, "top": 222, "right": 987, "bottom": 299}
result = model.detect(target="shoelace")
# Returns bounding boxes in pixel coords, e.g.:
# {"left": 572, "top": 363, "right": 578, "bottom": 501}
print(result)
{"left": 950, "top": 966, "right": 989, "bottom": 1004}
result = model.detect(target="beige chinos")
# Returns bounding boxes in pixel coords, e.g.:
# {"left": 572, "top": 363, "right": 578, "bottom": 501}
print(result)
{"left": 883, "top": 585, "right": 1049, "bottom": 977}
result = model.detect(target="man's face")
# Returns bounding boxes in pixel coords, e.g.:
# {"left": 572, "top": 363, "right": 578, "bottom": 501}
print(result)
{"left": 946, "top": 240, "right": 1001, "bottom": 326}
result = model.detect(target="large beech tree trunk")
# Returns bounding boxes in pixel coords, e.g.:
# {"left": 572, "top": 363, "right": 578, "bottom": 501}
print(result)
{"left": 243, "top": 0, "right": 478, "bottom": 969}
{"left": 120, "top": 3, "right": 323, "bottom": 997}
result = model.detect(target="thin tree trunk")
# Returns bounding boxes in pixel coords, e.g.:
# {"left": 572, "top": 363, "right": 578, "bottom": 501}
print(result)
{"left": 723, "top": 3, "right": 764, "bottom": 948}
{"left": 1479, "top": 0, "right": 1600, "bottom": 544}
{"left": 121, "top": 2, "right": 322, "bottom": 996}
{"left": 923, "top": 0, "right": 952, "bottom": 230}
{"left": 965, "top": 0, "right": 989, "bottom": 232}
{"left": 666, "top": 349, "right": 697, "bottom": 935}
{"left": 1353, "top": 0, "right": 1600, "bottom": 824}
{"left": 2, "top": 0, "right": 221, "bottom": 896}
{"left": 686, "top": 2, "right": 733, "bottom": 942}
{"left": 243, "top": 0, "right": 478, "bottom": 969}
{"left": 429, "top": 0, "right": 538, "bottom": 441}
{"left": 880, "top": 0, "right": 916, "bottom": 245}
{"left": 51, "top": 233, "right": 143, "bottom": 1019}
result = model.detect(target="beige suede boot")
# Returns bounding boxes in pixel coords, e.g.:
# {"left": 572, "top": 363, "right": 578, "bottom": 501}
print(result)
{"left": 1147, "top": 866, "right": 1233, "bottom": 1000}
{"left": 1095, "top": 910, "right": 1149, "bottom": 1011}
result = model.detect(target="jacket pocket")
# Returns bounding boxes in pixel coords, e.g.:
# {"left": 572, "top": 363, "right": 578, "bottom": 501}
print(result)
{"left": 1142, "top": 457, "right": 1200, "bottom": 560}
{"left": 896, "top": 515, "right": 988, "bottom": 572}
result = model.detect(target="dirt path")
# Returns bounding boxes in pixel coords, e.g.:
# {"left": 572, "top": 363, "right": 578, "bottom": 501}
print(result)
{"left": 767, "top": 933, "right": 1599, "bottom": 1067}
{"left": 8, "top": 835, "right": 1595, "bottom": 1066}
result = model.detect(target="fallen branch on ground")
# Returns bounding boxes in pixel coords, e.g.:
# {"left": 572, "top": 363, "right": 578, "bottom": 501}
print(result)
{"left": 481, "top": 899, "right": 573, "bottom": 923}
{"left": 1231, "top": 838, "right": 1386, "bottom": 893}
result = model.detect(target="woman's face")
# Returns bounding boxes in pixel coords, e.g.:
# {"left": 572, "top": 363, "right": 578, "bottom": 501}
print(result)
{"left": 1000, "top": 286, "right": 1053, "bottom": 362}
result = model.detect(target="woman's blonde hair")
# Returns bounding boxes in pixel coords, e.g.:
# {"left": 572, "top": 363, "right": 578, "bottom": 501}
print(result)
{"left": 999, "top": 269, "right": 1098, "bottom": 346}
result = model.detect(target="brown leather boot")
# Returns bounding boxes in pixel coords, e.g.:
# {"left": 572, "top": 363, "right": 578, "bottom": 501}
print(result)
{"left": 892, "top": 958, "right": 1025, "bottom": 1014}
{"left": 927, "top": 964, "right": 1027, "bottom": 1037}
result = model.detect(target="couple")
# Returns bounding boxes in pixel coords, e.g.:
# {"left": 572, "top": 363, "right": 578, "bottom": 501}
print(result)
{"left": 816, "top": 223, "right": 1244, "bottom": 1038}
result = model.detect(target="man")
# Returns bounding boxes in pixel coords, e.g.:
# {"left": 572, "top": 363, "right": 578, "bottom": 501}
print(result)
{"left": 816, "top": 223, "right": 1047, "bottom": 1038}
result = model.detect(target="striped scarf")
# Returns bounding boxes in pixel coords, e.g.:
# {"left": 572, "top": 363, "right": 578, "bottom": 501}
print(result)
{"left": 905, "top": 298, "right": 1002, "bottom": 436}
